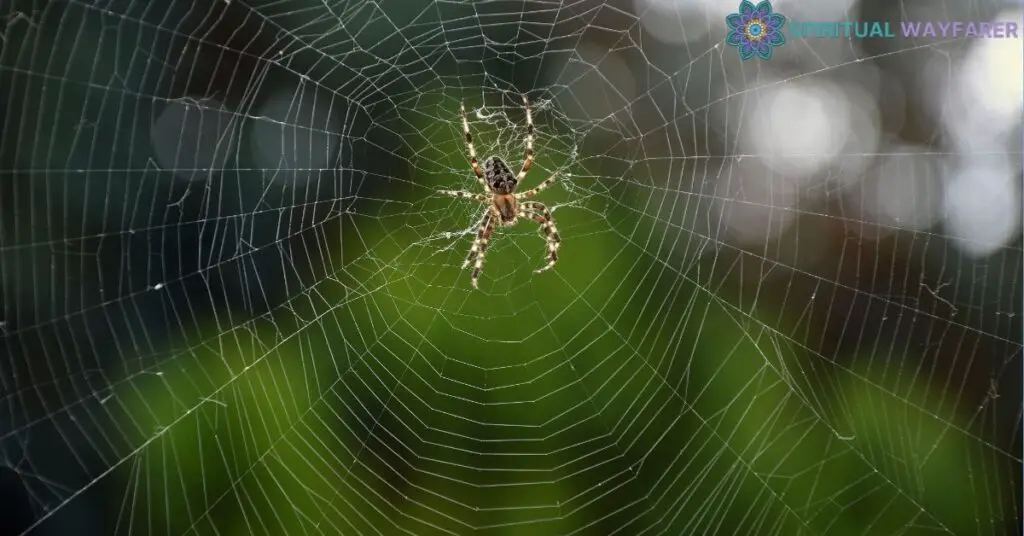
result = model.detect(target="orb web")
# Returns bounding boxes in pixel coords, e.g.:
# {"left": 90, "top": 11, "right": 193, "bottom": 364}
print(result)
{"left": 0, "top": 0, "right": 1020, "bottom": 535}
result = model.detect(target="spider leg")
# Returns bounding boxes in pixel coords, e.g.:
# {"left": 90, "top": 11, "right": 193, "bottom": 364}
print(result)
{"left": 460, "top": 102, "right": 486, "bottom": 187}
{"left": 439, "top": 189, "right": 488, "bottom": 203}
{"left": 463, "top": 209, "right": 495, "bottom": 289}
{"left": 515, "top": 94, "right": 535, "bottom": 182}
{"left": 515, "top": 173, "right": 557, "bottom": 199}
{"left": 520, "top": 201, "right": 559, "bottom": 274}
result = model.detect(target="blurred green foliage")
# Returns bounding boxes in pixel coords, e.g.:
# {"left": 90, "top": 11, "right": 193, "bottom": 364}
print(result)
{"left": 116, "top": 90, "right": 999, "bottom": 535}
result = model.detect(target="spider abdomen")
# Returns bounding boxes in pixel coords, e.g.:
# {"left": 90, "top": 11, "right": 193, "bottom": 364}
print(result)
{"left": 484, "top": 156, "right": 517, "bottom": 195}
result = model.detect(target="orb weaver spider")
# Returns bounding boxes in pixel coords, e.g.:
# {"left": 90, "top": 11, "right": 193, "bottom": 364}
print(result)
{"left": 439, "top": 95, "right": 560, "bottom": 289}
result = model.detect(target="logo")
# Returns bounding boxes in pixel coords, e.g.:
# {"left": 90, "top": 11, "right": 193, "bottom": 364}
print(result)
{"left": 726, "top": 0, "right": 787, "bottom": 60}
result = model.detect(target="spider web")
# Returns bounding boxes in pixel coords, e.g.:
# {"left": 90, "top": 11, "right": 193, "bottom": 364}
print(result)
{"left": 0, "top": 0, "right": 1021, "bottom": 534}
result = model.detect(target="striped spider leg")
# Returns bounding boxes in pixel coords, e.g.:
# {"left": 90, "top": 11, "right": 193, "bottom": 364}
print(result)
{"left": 460, "top": 101, "right": 486, "bottom": 189}
{"left": 519, "top": 200, "right": 560, "bottom": 273}
{"left": 464, "top": 208, "right": 497, "bottom": 289}
{"left": 515, "top": 174, "right": 557, "bottom": 199}
{"left": 515, "top": 93, "right": 535, "bottom": 182}
{"left": 438, "top": 189, "right": 488, "bottom": 203}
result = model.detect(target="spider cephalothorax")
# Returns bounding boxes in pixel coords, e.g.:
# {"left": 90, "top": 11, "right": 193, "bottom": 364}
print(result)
{"left": 439, "top": 94, "right": 561, "bottom": 289}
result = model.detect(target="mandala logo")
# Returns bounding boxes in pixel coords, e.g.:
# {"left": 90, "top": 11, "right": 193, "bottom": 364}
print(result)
{"left": 726, "top": 0, "right": 787, "bottom": 60}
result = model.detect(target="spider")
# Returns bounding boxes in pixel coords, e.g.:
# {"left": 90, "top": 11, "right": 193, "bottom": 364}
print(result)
{"left": 439, "top": 94, "right": 561, "bottom": 289}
